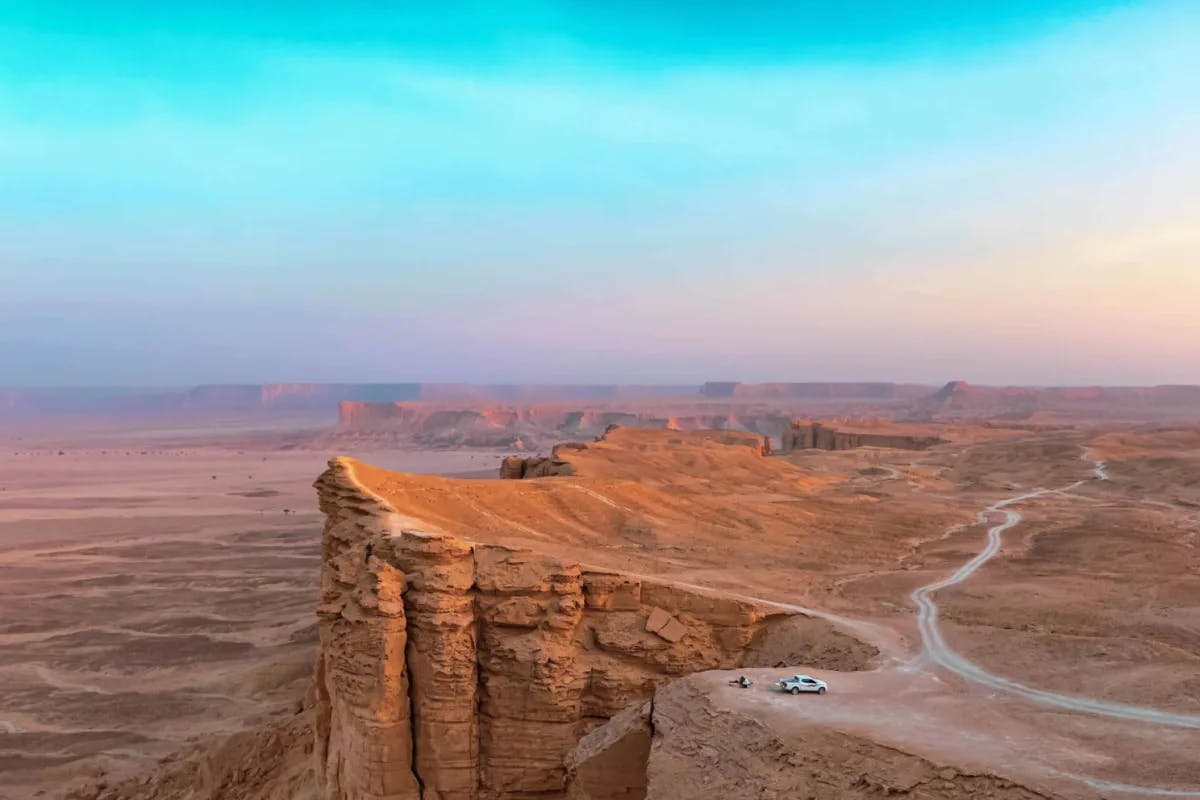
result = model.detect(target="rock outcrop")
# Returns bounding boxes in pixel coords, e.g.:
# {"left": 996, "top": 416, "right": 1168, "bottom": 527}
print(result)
{"left": 312, "top": 457, "right": 859, "bottom": 800}
{"left": 332, "top": 402, "right": 793, "bottom": 450}
{"left": 780, "top": 421, "right": 945, "bottom": 452}
{"left": 566, "top": 676, "right": 1064, "bottom": 800}
{"left": 498, "top": 453, "right": 576, "bottom": 479}
{"left": 498, "top": 429, "right": 771, "bottom": 478}
{"left": 565, "top": 701, "right": 652, "bottom": 800}
{"left": 635, "top": 678, "right": 1055, "bottom": 800}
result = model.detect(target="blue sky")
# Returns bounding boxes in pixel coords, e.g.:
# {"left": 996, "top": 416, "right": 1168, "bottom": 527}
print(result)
{"left": 1, "top": 1, "right": 1197, "bottom": 385}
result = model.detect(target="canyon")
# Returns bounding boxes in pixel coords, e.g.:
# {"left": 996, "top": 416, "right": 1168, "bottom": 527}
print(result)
{"left": 10, "top": 381, "right": 1200, "bottom": 427}
{"left": 327, "top": 382, "right": 1200, "bottom": 452}
{"left": 331, "top": 402, "right": 797, "bottom": 450}
{"left": 5, "top": 404, "right": 1200, "bottom": 800}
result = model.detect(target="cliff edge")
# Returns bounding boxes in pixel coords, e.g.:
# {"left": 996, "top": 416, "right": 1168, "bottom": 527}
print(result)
{"left": 310, "top": 456, "right": 869, "bottom": 800}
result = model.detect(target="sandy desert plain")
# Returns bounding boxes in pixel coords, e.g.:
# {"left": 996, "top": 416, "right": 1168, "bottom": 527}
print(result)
{"left": 0, "top": 413, "right": 494, "bottom": 799}
{"left": 2, "top": 386, "right": 1200, "bottom": 800}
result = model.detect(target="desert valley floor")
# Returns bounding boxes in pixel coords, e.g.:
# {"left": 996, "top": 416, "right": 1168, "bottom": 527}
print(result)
{"left": 0, "top": 420, "right": 494, "bottom": 799}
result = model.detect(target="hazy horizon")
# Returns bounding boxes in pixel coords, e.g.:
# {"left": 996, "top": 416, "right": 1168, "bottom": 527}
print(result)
{"left": 3, "top": 1, "right": 1198, "bottom": 386}
{"left": 6, "top": 378, "right": 1200, "bottom": 393}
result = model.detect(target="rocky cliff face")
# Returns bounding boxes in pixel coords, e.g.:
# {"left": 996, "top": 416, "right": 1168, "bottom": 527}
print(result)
{"left": 498, "top": 431, "right": 775, "bottom": 480}
{"left": 312, "top": 457, "right": 866, "bottom": 800}
{"left": 497, "top": 453, "right": 577, "bottom": 479}
{"left": 332, "top": 402, "right": 793, "bottom": 450}
{"left": 780, "top": 421, "right": 946, "bottom": 452}
{"left": 907, "top": 381, "right": 1200, "bottom": 422}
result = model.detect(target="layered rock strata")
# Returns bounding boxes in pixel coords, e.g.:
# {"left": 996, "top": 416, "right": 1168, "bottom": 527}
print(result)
{"left": 332, "top": 402, "right": 793, "bottom": 449}
{"left": 314, "top": 457, "right": 850, "bottom": 800}
{"left": 499, "top": 431, "right": 769, "bottom": 479}
{"left": 498, "top": 453, "right": 576, "bottom": 479}
{"left": 781, "top": 421, "right": 945, "bottom": 452}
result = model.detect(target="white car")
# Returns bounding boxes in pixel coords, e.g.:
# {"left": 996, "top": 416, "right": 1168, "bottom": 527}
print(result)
{"left": 777, "top": 674, "right": 828, "bottom": 695}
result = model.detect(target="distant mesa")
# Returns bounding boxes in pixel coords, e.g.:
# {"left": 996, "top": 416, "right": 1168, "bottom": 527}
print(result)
{"left": 699, "top": 381, "right": 927, "bottom": 400}
{"left": 0, "top": 383, "right": 693, "bottom": 420}
{"left": 903, "top": 381, "right": 1200, "bottom": 423}
{"left": 779, "top": 420, "right": 945, "bottom": 452}
{"left": 330, "top": 401, "right": 797, "bottom": 450}
{"left": 0, "top": 383, "right": 427, "bottom": 419}
{"left": 4, "top": 380, "right": 1200, "bottom": 426}
{"left": 326, "top": 381, "right": 977, "bottom": 450}
{"left": 931, "top": 380, "right": 973, "bottom": 401}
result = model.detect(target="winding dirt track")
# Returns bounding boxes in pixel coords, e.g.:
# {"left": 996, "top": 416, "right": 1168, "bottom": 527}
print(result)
{"left": 912, "top": 469, "right": 1200, "bottom": 729}
{"left": 909, "top": 460, "right": 1200, "bottom": 796}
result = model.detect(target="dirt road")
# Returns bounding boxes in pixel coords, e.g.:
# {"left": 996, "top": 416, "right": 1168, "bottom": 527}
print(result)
{"left": 913, "top": 466, "right": 1200, "bottom": 729}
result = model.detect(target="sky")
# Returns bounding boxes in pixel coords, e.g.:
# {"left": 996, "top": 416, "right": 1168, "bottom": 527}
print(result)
{"left": 1, "top": 0, "right": 1198, "bottom": 386}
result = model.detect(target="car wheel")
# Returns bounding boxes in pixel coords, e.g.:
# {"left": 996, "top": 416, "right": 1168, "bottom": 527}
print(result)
{"left": 817, "top": 687, "right": 826, "bottom": 695}
{"left": 790, "top": 686, "right": 800, "bottom": 695}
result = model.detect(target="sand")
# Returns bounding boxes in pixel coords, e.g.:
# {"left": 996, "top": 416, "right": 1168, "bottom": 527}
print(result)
{"left": 0, "top": 420, "right": 498, "bottom": 799}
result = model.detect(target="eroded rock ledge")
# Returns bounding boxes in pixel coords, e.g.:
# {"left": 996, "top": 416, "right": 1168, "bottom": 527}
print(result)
{"left": 313, "top": 457, "right": 865, "bottom": 800}
{"left": 781, "top": 421, "right": 946, "bottom": 452}
{"left": 587, "top": 677, "right": 1056, "bottom": 800}
{"left": 499, "top": 427, "right": 770, "bottom": 479}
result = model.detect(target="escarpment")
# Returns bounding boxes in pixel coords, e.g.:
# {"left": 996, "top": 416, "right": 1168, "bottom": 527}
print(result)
{"left": 313, "top": 457, "right": 856, "bottom": 800}
{"left": 500, "top": 428, "right": 770, "bottom": 479}
{"left": 781, "top": 420, "right": 946, "bottom": 452}
{"left": 330, "top": 401, "right": 794, "bottom": 450}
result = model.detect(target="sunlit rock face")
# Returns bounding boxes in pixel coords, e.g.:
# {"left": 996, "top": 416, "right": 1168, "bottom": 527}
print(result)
{"left": 332, "top": 401, "right": 794, "bottom": 450}
{"left": 780, "top": 420, "right": 945, "bottom": 452}
{"left": 312, "top": 457, "right": 861, "bottom": 800}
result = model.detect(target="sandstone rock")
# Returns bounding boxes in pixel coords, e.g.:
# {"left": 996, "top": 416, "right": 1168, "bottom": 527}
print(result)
{"left": 326, "top": 400, "right": 795, "bottom": 453}
{"left": 498, "top": 455, "right": 576, "bottom": 479}
{"left": 644, "top": 608, "right": 671, "bottom": 635}
{"left": 643, "top": 608, "right": 686, "bottom": 643}
{"left": 565, "top": 701, "right": 651, "bottom": 800}
{"left": 390, "top": 531, "right": 479, "bottom": 799}
{"left": 779, "top": 420, "right": 946, "bottom": 453}
{"left": 655, "top": 618, "right": 687, "bottom": 644}
{"left": 644, "top": 678, "right": 1052, "bottom": 800}
{"left": 309, "top": 456, "right": 870, "bottom": 800}
{"left": 498, "top": 456, "right": 525, "bottom": 479}
{"left": 583, "top": 572, "right": 642, "bottom": 611}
